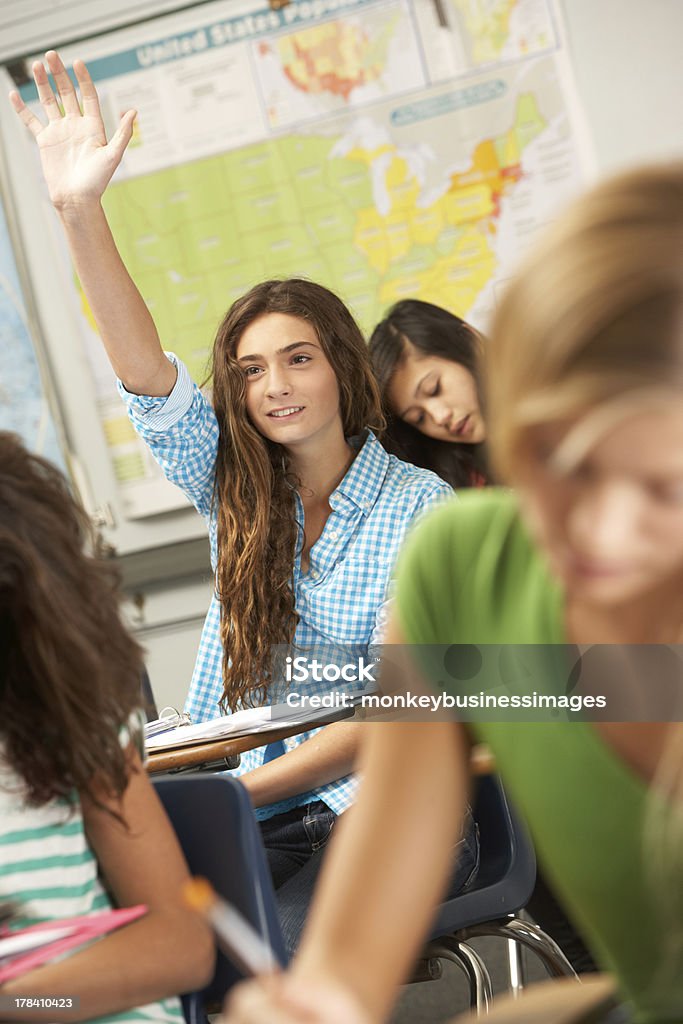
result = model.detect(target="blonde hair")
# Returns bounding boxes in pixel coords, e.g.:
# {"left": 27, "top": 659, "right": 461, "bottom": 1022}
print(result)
{"left": 488, "top": 164, "right": 683, "bottom": 1012}
{"left": 487, "top": 162, "right": 683, "bottom": 482}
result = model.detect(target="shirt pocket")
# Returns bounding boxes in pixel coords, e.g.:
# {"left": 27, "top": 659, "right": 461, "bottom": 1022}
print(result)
{"left": 304, "top": 558, "right": 392, "bottom": 645}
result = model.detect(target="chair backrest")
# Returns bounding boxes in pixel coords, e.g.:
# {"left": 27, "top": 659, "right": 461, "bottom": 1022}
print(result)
{"left": 429, "top": 774, "right": 537, "bottom": 937}
{"left": 153, "top": 774, "right": 287, "bottom": 1022}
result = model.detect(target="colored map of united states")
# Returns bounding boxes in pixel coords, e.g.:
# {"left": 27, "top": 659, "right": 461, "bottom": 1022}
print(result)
{"left": 253, "top": 6, "right": 425, "bottom": 128}
{"left": 348, "top": 91, "right": 545, "bottom": 310}
{"left": 267, "top": 17, "right": 399, "bottom": 101}
{"left": 93, "top": 90, "right": 546, "bottom": 409}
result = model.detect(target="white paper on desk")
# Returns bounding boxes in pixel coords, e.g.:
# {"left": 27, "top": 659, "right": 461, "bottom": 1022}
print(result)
{"left": 145, "top": 696, "right": 363, "bottom": 752}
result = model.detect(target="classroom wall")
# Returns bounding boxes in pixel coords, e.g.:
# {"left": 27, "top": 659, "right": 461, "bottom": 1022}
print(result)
{"left": 122, "top": 578, "right": 214, "bottom": 714}
{"left": 2, "top": 0, "right": 682, "bottom": 712}
{"left": 562, "top": 0, "right": 682, "bottom": 173}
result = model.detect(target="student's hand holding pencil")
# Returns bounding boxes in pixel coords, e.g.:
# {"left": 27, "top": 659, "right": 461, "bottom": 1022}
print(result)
{"left": 184, "top": 879, "right": 371, "bottom": 1023}
{"left": 222, "top": 975, "right": 373, "bottom": 1024}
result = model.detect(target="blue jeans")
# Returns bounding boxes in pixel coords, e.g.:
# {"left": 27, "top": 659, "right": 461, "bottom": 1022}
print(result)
{"left": 260, "top": 801, "right": 480, "bottom": 956}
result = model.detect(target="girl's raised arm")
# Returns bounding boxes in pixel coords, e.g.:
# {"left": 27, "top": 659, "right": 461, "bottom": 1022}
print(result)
{"left": 9, "top": 51, "right": 176, "bottom": 397}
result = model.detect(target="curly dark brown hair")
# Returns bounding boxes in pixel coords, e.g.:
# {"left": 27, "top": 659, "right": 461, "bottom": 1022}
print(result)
{"left": 0, "top": 432, "right": 144, "bottom": 808}
{"left": 209, "top": 278, "right": 384, "bottom": 711}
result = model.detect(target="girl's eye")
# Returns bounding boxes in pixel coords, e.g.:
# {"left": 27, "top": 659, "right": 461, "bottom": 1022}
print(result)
{"left": 291, "top": 354, "right": 310, "bottom": 365}
{"left": 244, "top": 366, "right": 262, "bottom": 377}
{"left": 427, "top": 380, "right": 441, "bottom": 398}
{"left": 406, "top": 412, "right": 424, "bottom": 427}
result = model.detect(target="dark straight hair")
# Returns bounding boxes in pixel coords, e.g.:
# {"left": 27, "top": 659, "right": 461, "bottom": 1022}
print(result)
{"left": 369, "top": 299, "right": 489, "bottom": 488}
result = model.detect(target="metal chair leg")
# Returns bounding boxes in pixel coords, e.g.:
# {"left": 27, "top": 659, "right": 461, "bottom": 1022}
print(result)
{"left": 506, "top": 936, "right": 526, "bottom": 996}
{"left": 426, "top": 936, "right": 494, "bottom": 1013}
{"left": 458, "top": 916, "right": 578, "bottom": 980}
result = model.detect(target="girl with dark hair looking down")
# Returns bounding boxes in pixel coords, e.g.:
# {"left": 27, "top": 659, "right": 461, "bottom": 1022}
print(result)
{"left": 369, "top": 299, "right": 488, "bottom": 488}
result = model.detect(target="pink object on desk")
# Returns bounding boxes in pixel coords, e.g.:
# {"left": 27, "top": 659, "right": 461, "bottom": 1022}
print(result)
{"left": 0, "top": 904, "right": 147, "bottom": 983}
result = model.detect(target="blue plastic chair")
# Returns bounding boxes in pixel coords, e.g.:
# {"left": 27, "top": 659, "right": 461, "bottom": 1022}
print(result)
{"left": 152, "top": 774, "right": 288, "bottom": 1024}
{"left": 419, "top": 775, "right": 577, "bottom": 1013}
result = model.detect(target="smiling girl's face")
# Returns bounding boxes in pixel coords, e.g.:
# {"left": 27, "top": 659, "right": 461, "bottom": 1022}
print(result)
{"left": 236, "top": 312, "right": 343, "bottom": 452}
{"left": 386, "top": 338, "right": 485, "bottom": 444}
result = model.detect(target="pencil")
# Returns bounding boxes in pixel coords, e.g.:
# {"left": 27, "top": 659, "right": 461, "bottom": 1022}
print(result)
{"left": 183, "top": 877, "right": 280, "bottom": 976}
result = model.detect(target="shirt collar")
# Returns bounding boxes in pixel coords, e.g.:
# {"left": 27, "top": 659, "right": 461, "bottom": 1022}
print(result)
{"left": 329, "top": 430, "right": 390, "bottom": 516}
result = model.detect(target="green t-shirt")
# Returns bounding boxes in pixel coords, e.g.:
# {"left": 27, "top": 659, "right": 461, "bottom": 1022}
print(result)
{"left": 395, "top": 488, "right": 683, "bottom": 1023}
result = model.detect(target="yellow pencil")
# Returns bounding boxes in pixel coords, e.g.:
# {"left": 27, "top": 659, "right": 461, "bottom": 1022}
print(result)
{"left": 184, "top": 877, "right": 280, "bottom": 976}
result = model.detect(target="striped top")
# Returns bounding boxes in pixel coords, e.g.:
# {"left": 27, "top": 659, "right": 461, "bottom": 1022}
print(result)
{"left": 0, "top": 757, "right": 183, "bottom": 1024}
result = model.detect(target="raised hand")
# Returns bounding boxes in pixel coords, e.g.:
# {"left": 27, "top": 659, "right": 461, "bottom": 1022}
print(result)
{"left": 8, "top": 50, "right": 136, "bottom": 210}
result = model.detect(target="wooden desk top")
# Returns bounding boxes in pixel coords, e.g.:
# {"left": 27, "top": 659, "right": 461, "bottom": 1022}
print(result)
{"left": 146, "top": 714, "right": 495, "bottom": 777}
{"left": 146, "top": 721, "right": 327, "bottom": 774}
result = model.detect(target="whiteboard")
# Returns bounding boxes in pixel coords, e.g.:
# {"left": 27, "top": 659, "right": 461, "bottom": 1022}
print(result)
{"left": 0, "top": 0, "right": 595, "bottom": 557}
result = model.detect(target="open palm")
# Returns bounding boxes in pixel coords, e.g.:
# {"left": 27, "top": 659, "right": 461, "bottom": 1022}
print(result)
{"left": 9, "top": 51, "right": 135, "bottom": 208}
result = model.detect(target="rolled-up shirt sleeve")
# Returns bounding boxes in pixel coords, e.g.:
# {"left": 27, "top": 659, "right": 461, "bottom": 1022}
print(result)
{"left": 117, "top": 352, "right": 219, "bottom": 519}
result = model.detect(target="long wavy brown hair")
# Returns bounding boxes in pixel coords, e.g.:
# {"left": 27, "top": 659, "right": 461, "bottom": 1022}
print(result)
{"left": 0, "top": 432, "right": 143, "bottom": 809}
{"left": 210, "top": 279, "right": 384, "bottom": 710}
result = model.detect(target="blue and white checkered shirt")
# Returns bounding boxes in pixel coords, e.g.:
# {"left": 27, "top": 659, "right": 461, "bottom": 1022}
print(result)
{"left": 120, "top": 354, "right": 452, "bottom": 818}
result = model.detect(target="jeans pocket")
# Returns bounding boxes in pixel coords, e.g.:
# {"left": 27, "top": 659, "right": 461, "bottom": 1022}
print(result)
{"left": 303, "top": 801, "right": 336, "bottom": 852}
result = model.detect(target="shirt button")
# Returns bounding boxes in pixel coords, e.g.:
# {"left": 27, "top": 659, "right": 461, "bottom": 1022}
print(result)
{"left": 311, "top": 569, "right": 320, "bottom": 580}
{"left": 329, "top": 530, "right": 338, "bottom": 540}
